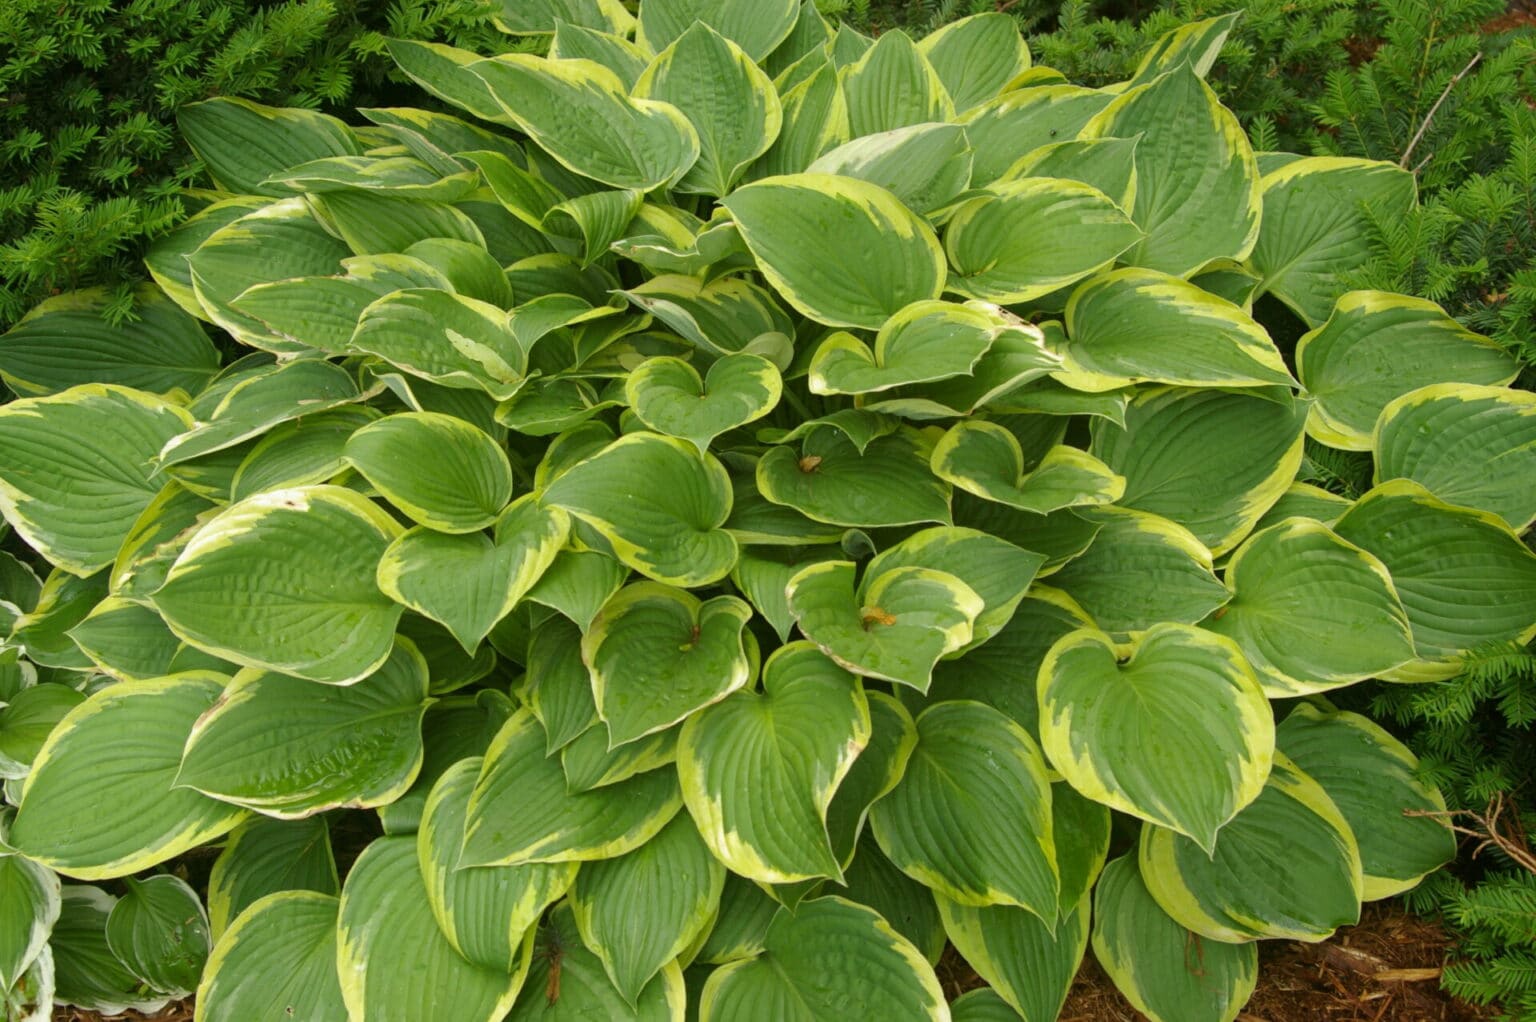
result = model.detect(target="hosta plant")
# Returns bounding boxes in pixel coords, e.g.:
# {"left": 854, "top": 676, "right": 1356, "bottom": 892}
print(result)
{"left": 0, "top": 4, "right": 1523, "bottom": 1020}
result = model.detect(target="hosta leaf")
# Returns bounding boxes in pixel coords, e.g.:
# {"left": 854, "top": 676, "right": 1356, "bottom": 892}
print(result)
{"left": 916, "top": 12, "right": 1030, "bottom": 112}
{"left": 524, "top": 615, "right": 599, "bottom": 754}
{"left": 0, "top": 685, "right": 86, "bottom": 778}
{"left": 307, "top": 191, "right": 485, "bottom": 256}
{"left": 932, "top": 422, "right": 1124, "bottom": 515}
{"left": 176, "top": 640, "right": 431, "bottom": 817}
{"left": 153, "top": 486, "right": 404, "bottom": 685}
{"left": 1051, "top": 782, "right": 1113, "bottom": 916}
{"left": 346, "top": 411, "right": 515, "bottom": 532}
{"left": 0, "top": 288, "right": 220, "bottom": 398}
{"left": 1140, "top": 753, "right": 1363, "bottom": 943}
{"left": 0, "top": 854, "right": 58, "bottom": 990}
{"left": 962, "top": 85, "right": 1113, "bottom": 186}
{"left": 179, "top": 97, "right": 361, "bottom": 197}
{"left": 229, "top": 407, "right": 377, "bottom": 502}
{"left": 700, "top": 897, "right": 946, "bottom": 1022}
{"left": 1039, "top": 624, "right": 1274, "bottom": 853}
{"left": 462, "top": 709, "right": 682, "bottom": 867}
{"left": 51, "top": 886, "right": 170, "bottom": 1015}
{"left": 419, "top": 758, "right": 575, "bottom": 973}
{"left": 146, "top": 196, "right": 268, "bottom": 318}
{"left": 67, "top": 597, "right": 182, "bottom": 680}
{"left": 494, "top": 0, "right": 634, "bottom": 34}
{"left": 870, "top": 701, "right": 1058, "bottom": 916}
{"left": 561, "top": 720, "right": 678, "bottom": 793}
{"left": 11, "top": 568, "right": 106, "bottom": 670}
{"left": 622, "top": 275, "right": 794, "bottom": 358}
{"left": 936, "top": 893, "right": 1089, "bottom": 1022}
{"left": 637, "top": 0, "right": 799, "bottom": 60}
{"left": 1048, "top": 507, "right": 1229, "bottom": 634}
{"left": 571, "top": 811, "right": 725, "bottom": 1005}
{"left": 11, "top": 676, "right": 245, "bottom": 880}
{"left": 944, "top": 179, "right": 1141, "bottom": 303}
{"left": 1058, "top": 269, "right": 1295, "bottom": 391}
{"left": 105, "top": 875, "right": 209, "bottom": 995}
{"left": 839, "top": 835, "right": 945, "bottom": 963}
{"left": 508, "top": 904, "right": 687, "bottom": 1020}
{"left": 378, "top": 691, "right": 511, "bottom": 835}
{"left": 1089, "top": 387, "right": 1307, "bottom": 556}
{"left": 1277, "top": 704, "right": 1455, "bottom": 900}
{"left": 470, "top": 55, "right": 698, "bottom": 191}
{"left": 1250, "top": 157, "right": 1417, "bottom": 327}
{"left": 1091, "top": 855, "right": 1257, "bottom": 1022}
{"left": 693, "top": 874, "right": 779, "bottom": 965}
{"left": 786, "top": 561, "right": 981, "bottom": 691}
{"left": 840, "top": 30, "right": 954, "bottom": 136}
{"left": 722, "top": 174, "right": 945, "bottom": 329}
{"left": 206, "top": 816, "right": 337, "bottom": 939}
{"left": 550, "top": 22, "right": 649, "bottom": 85}
{"left": 338, "top": 837, "right": 531, "bottom": 1022}
{"left": 526, "top": 549, "right": 630, "bottom": 632}
{"left": 808, "top": 300, "right": 1004, "bottom": 396}
{"left": 350, "top": 289, "right": 531, "bottom": 401}
{"left": 749, "top": 62, "right": 846, "bottom": 179}
{"left": 378, "top": 497, "right": 569, "bottom": 651}
{"left": 807, "top": 123, "right": 973, "bottom": 216}
{"left": 636, "top": 23, "right": 781, "bottom": 196}
{"left": 757, "top": 427, "right": 952, "bottom": 528}
{"left": 1375, "top": 383, "right": 1536, "bottom": 530}
{"left": 194, "top": 892, "right": 347, "bottom": 1022}
{"left": 1296, "top": 291, "right": 1518, "bottom": 451}
{"left": 1128, "top": 9, "right": 1243, "bottom": 85}
{"left": 1252, "top": 482, "right": 1351, "bottom": 532}
{"left": 1204, "top": 519, "right": 1415, "bottom": 696}
{"left": 1080, "top": 63, "right": 1260, "bottom": 275}
{"left": 584, "top": 583, "right": 755, "bottom": 747}
{"left": 0, "top": 385, "right": 191, "bottom": 576}
{"left": 679, "top": 642, "right": 867, "bottom": 883}
{"left": 626, "top": 354, "right": 782, "bottom": 451}
{"left": 386, "top": 40, "right": 508, "bottom": 123}
{"left": 1003, "top": 136, "right": 1140, "bottom": 210}
{"left": 541, "top": 432, "right": 738, "bottom": 587}
{"left": 1333, "top": 481, "right": 1536, "bottom": 680}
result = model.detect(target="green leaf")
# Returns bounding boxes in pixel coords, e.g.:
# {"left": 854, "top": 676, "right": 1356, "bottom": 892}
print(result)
{"left": 945, "top": 179, "right": 1141, "bottom": 303}
{"left": 229, "top": 406, "right": 377, "bottom": 502}
{"left": 153, "top": 485, "right": 404, "bottom": 684}
{"left": 0, "top": 854, "right": 57, "bottom": 990}
{"left": 51, "top": 886, "right": 170, "bottom": 1015}
{"left": 508, "top": 903, "right": 687, "bottom": 1020}
{"left": 749, "top": 62, "right": 847, "bottom": 179}
{"left": 176, "top": 640, "right": 431, "bottom": 817}
{"left": 1374, "top": 383, "right": 1536, "bottom": 530}
{"left": 418, "top": 758, "right": 575, "bottom": 972}
{"left": 308, "top": 191, "right": 485, "bottom": 255}
{"left": 1089, "top": 387, "right": 1307, "bottom": 556}
{"left": 808, "top": 301, "right": 1009, "bottom": 396}
{"left": 1128, "top": 9, "right": 1243, "bottom": 85}
{"left": 523, "top": 615, "right": 599, "bottom": 754}
{"left": 470, "top": 55, "right": 699, "bottom": 191}
{"left": 1277, "top": 704, "right": 1455, "bottom": 900}
{"left": 265, "top": 155, "right": 477, "bottom": 200}
{"left": 636, "top": 23, "right": 781, "bottom": 196}
{"left": 11, "top": 676, "right": 245, "bottom": 880}
{"left": 584, "top": 582, "right": 755, "bottom": 747}
{"left": 870, "top": 701, "right": 1058, "bottom": 917}
{"left": 932, "top": 422, "right": 1124, "bottom": 515}
{"left": 494, "top": 0, "right": 634, "bottom": 34}
{"left": 571, "top": 811, "right": 725, "bottom": 1004}
{"left": 0, "top": 684, "right": 86, "bottom": 778}
{"left": 379, "top": 497, "right": 569, "bottom": 651}
{"left": 840, "top": 30, "right": 954, "bottom": 137}
{"left": 678, "top": 642, "right": 868, "bottom": 883}
{"left": 693, "top": 874, "right": 779, "bottom": 965}
{"left": 962, "top": 85, "right": 1113, "bottom": 187}
{"left": 1091, "top": 855, "right": 1257, "bottom": 1022}
{"left": 1296, "top": 291, "right": 1518, "bottom": 451}
{"left": 11, "top": 568, "right": 105, "bottom": 670}
{"left": 700, "top": 897, "right": 946, "bottom": 1021}
{"left": 541, "top": 432, "right": 738, "bottom": 587}
{"left": 622, "top": 275, "right": 794, "bottom": 358}
{"left": 526, "top": 549, "right": 630, "bottom": 632}
{"left": 1001, "top": 136, "right": 1139, "bottom": 210}
{"left": 839, "top": 835, "right": 944, "bottom": 963}
{"left": 916, "top": 13, "right": 1030, "bottom": 112}
{"left": 1039, "top": 624, "right": 1274, "bottom": 852}
{"left": 351, "top": 289, "right": 530, "bottom": 401}
{"left": 637, "top": 0, "right": 798, "bottom": 61}
{"left": 0, "top": 288, "right": 220, "bottom": 398}
{"left": 722, "top": 174, "right": 946, "bottom": 329}
{"left": 807, "top": 123, "right": 973, "bottom": 216}
{"left": 105, "top": 875, "right": 209, "bottom": 995}
{"left": 386, "top": 40, "right": 509, "bottom": 123}
{"left": 757, "top": 427, "right": 952, "bottom": 528}
{"left": 936, "top": 893, "right": 1089, "bottom": 1022}
{"left": 0, "top": 385, "right": 192, "bottom": 576}
{"left": 195, "top": 892, "right": 347, "bottom": 1022}
{"left": 1332, "top": 480, "right": 1536, "bottom": 680}
{"left": 551, "top": 22, "right": 649, "bottom": 86}
{"left": 1250, "top": 157, "right": 1417, "bottom": 327}
{"left": 787, "top": 561, "right": 981, "bottom": 691}
{"left": 338, "top": 837, "right": 530, "bottom": 1022}
{"left": 626, "top": 354, "right": 782, "bottom": 452}
{"left": 462, "top": 709, "right": 682, "bottom": 867}
{"left": 1058, "top": 269, "right": 1295, "bottom": 391}
{"left": 1081, "top": 64, "right": 1260, "bottom": 276}
{"left": 179, "top": 98, "right": 362, "bottom": 197}
{"left": 1204, "top": 519, "right": 1415, "bottom": 696}
{"left": 378, "top": 691, "right": 510, "bottom": 835}
{"left": 1140, "top": 753, "right": 1363, "bottom": 942}
{"left": 1048, "top": 507, "right": 1229, "bottom": 635}
{"left": 206, "top": 816, "right": 337, "bottom": 940}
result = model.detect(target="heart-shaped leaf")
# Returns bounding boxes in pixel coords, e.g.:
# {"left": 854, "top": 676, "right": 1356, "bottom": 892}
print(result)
{"left": 345, "top": 411, "right": 514, "bottom": 534}
{"left": 625, "top": 354, "right": 782, "bottom": 452}
{"left": 932, "top": 421, "right": 1124, "bottom": 514}
{"left": 757, "top": 427, "right": 952, "bottom": 528}
{"left": 808, "top": 301, "right": 1008, "bottom": 396}
{"left": 678, "top": 642, "right": 868, "bottom": 883}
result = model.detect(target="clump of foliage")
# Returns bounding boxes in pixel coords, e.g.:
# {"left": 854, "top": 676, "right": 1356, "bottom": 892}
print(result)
{"left": 0, "top": 0, "right": 512, "bottom": 329}
{"left": 3, "top": 3, "right": 1534, "bottom": 1020}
